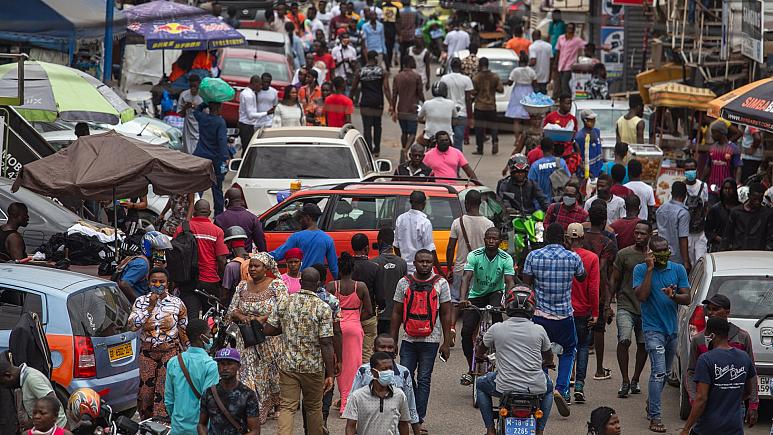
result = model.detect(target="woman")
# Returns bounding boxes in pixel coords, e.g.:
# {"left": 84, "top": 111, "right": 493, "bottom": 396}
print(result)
{"left": 280, "top": 247, "right": 303, "bottom": 293}
{"left": 704, "top": 178, "right": 740, "bottom": 252}
{"left": 227, "top": 252, "right": 288, "bottom": 424}
{"left": 505, "top": 51, "right": 537, "bottom": 149}
{"left": 299, "top": 70, "right": 324, "bottom": 126}
{"left": 272, "top": 85, "right": 306, "bottom": 127}
{"left": 157, "top": 193, "right": 195, "bottom": 236}
{"left": 326, "top": 252, "right": 373, "bottom": 414}
{"left": 128, "top": 267, "right": 188, "bottom": 419}
{"left": 587, "top": 406, "right": 621, "bottom": 435}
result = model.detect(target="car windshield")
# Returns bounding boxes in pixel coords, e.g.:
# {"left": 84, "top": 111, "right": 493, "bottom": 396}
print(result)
{"left": 488, "top": 59, "right": 518, "bottom": 83}
{"left": 68, "top": 285, "right": 131, "bottom": 337}
{"left": 240, "top": 146, "right": 359, "bottom": 179}
{"left": 706, "top": 276, "right": 773, "bottom": 319}
{"left": 222, "top": 57, "right": 289, "bottom": 82}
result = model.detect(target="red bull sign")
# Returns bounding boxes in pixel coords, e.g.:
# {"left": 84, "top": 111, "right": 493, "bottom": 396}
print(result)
{"left": 153, "top": 22, "right": 194, "bottom": 35}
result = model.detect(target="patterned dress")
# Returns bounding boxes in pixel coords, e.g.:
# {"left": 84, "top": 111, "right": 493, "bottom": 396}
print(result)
{"left": 227, "top": 279, "right": 288, "bottom": 423}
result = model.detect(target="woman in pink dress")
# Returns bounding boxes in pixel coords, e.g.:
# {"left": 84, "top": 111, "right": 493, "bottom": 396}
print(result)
{"left": 280, "top": 247, "right": 303, "bottom": 294}
{"left": 326, "top": 252, "right": 373, "bottom": 414}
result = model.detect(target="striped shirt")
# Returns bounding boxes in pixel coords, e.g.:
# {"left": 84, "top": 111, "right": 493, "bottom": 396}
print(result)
{"left": 523, "top": 244, "right": 585, "bottom": 318}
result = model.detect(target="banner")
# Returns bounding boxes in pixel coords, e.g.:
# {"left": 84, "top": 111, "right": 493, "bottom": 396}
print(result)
{"left": 601, "top": 27, "right": 625, "bottom": 80}
{"left": 741, "top": 0, "right": 764, "bottom": 62}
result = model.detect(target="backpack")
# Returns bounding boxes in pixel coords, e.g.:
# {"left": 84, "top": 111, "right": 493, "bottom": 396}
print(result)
{"left": 232, "top": 256, "right": 251, "bottom": 282}
{"left": 402, "top": 275, "right": 441, "bottom": 337}
{"left": 686, "top": 182, "right": 706, "bottom": 233}
{"left": 549, "top": 157, "right": 572, "bottom": 201}
{"left": 166, "top": 220, "right": 199, "bottom": 284}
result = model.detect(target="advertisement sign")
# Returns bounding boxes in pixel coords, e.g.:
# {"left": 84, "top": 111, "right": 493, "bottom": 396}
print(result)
{"left": 600, "top": 27, "right": 625, "bottom": 80}
{"left": 741, "top": 0, "right": 764, "bottom": 62}
{"left": 602, "top": 0, "right": 625, "bottom": 26}
{"left": 655, "top": 167, "right": 685, "bottom": 205}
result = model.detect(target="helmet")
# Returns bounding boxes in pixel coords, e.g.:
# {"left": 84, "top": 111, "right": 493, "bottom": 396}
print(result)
{"left": 508, "top": 154, "right": 529, "bottom": 173}
{"left": 223, "top": 226, "right": 248, "bottom": 243}
{"left": 68, "top": 388, "right": 101, "bottom": 420}
{"left": 142, "top": 231, "right": 172, "bottom": 257}
{"left": 431, "top": 81, "right": 448, "bottom": 98}
{"left": 504, "top": 285, "right": 536, "bottom": 318}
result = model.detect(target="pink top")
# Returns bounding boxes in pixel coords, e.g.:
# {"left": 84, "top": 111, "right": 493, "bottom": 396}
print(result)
{"left": 28, "top": 429, "right": 65, "bottom": 435}
{"left": 556, "top": 35, "right": 586, "bottom": 72}
{"left": 281, "top": 273, "right": 301, "bottom": 294}
{"left": 335, "top": 281, "right": 363, "bottom": 322}
{"left": 423, "top": 147, "right": 469, "bottom": 179}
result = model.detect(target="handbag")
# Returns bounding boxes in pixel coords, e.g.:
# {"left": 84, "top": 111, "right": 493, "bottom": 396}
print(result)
{"left": 210, "top": 386, "right": 246, "bottom": 433}
{"left": 238, "top": 319, "right": 265, "bottom": 348}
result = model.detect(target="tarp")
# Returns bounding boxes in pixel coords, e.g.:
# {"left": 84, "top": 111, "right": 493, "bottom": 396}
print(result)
{"left": 707, "top": 77, "right": 773, "bottom": 133}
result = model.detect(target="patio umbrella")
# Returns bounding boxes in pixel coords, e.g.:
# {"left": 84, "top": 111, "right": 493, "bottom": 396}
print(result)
{"left": 0, "top": 61, "right": 134, "bottom": 125}
{"left": 707, "top": 77, "right": 773, "bottom": 133}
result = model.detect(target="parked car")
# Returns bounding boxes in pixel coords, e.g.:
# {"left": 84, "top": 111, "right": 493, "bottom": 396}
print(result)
{"left": 571, "top": 99, "right": 651, "bottom": 160}
{"left": 230, "top": 125, "right": 393, "bottom": 214}
{"left": 36, "top": 117, "right": 182, "bottom": 152}
{"left": 675, "top": 251, "right": 773, "bottom": 419}
{"left": 217, "top": 0, "right": 273, "bottom": 21}
{"left": 453, "top": 48, "right": 517, "bottom": 117}
{"left": 0, "top": 265, "right": 138, "bottom": 414}
{"left": 237, "top": 29, "right": 286, "bottom": 55}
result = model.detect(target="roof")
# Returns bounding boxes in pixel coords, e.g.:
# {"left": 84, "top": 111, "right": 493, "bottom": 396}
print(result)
{"left": 250, "top": 126, "right": 360, "bottom": 146}
{"left": 709, "top": 251, "right": 773, "bottom": 273}
{"left": 0, "top": 264, "right": 109, "bottom": 292}
{"left": 220, "top": 47, "right": 286, "bottom": 62}
{"left": 301, "top": 181, "right": 476, "bottom": 196}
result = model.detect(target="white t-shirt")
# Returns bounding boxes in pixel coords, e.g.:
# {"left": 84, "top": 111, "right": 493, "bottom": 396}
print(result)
{"left": 255, "top": 87, "right": 279, "bottom": 128}
{"left": 686, "top": 180, "right": 708, "bottom": 203}
{"left": 450, "top": 215, "right": 495, "bottom": 272}
{"left": 271, "top": 103, "right": 305, "bottom": 127}
{"left": 418, "top": 97, "right": 457, "bottom": 139}
{"left": 440, "top": 72, "right": 473, "bottom": 114}
{"left": 584, "top": 194, "right": 626, "bottom": 224}
{"left": 528, "top": 39, "right": 553, "bottom": 83}
{"left": 508, "top": 66, "right": 537, "bottom": 86}
{"left": 342, "top": 386, "right": 411, "bottom": 433}
{"left": 624, "top": 180, "right": 656, "bottom": 220}
{"left": 332, "top": 45, "right": 358, "bottom": 78}
{"left": 444, "top": 30, "right": 470, "bottom": 59}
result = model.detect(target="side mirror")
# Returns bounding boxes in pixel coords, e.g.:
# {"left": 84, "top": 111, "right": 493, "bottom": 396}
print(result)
{"left": 376, "top": 159, "right": 393, "bottom": 174}
{"left": 229, "top": 159, "right": 242, "bottom": 172}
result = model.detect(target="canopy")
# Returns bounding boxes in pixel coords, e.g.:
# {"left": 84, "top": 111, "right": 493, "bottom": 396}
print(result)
{"left": 707, "top": 78, "right": 773, "bottom": 133}
{"left": 648, "top": 83, "right": 717, "bottom": 111}
{"left": 12, "top": 131, "right": 215, "bottom": 200}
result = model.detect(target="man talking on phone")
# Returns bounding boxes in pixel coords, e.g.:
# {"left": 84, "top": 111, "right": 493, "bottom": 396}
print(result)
{"left": 633, "top": 235, "right": 690, "bottom": 434}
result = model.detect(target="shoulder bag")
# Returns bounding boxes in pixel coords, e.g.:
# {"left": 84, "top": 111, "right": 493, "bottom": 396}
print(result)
{"left": 209, "top": 386, "right": 246, "bottom": 434}
{"left": 178, "top": 353, "right": 200, "bottom": 399}
{"left": 458, "top": 215, "right": 473, "bottom": 252}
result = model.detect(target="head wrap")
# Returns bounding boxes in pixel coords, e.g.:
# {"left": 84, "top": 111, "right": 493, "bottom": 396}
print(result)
{"left": 250, "top": 252, "right": 281, "bottom": 278}
{"left": 587, "top": 406, "right": 615, "bottom": 435}
{"left": 285, "top": 247, "right": 304, "bottom": 260}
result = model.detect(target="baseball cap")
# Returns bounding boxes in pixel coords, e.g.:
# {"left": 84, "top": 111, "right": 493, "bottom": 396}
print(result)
{"left": 701, "top": 293, "right": 731, "bottom": 310}
{"left": 565, "top": 222, "right": 584, "bottom": 238}
{"left": 214, "top": 347, "right": 241, "bottom": 363}
{"left": 579, "top": 109, "right": 597, "bottom": 120}
{"left": 301, "top": 202, "right": 323, "bottom": 217}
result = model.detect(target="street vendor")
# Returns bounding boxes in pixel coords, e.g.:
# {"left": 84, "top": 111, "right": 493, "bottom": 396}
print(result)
{"left": 574, "top": 109, "right": 602, "bottom": 178}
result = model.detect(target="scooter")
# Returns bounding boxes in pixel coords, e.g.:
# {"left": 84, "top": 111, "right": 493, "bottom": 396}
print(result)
{"left": 508, "top": 209, "right": 545, "bottom": 269}
{"left": 495, "top": 392, "right": 544, "bottom": 435}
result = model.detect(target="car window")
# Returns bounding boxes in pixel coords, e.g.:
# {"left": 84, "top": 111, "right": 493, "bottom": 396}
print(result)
{"left": 0, "top": 288, "right": 43, "bottom": 329}
{"left": 398, "top": 196, "right": 459, "bottom": 231}
{"left": 488, "top": 59, "right": 518, "bottom": 83}
{"left": 67, "top": 285, "right": 131, "bottom": 337}
{"left": 263, "top": 196, "right": 330, "bottom": 232}
{"left": 222, "top": 57, "right": 290, "bottom": 82}
{"left": 705, "top": 276, "right": 773, "bottom": 319}
{"left": 240, "top": 146, "right": 359, "bottom": 179}
{"left": 353, "top": 138, "right": 375, "bottom": 174}
{"left": 329, "top": 196, "right": 397, "bottom": 231}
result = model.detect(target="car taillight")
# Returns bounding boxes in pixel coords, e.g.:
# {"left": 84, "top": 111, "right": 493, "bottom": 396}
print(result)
{"left": 511, "top": 407, "right": 531, "bottom": 418}
{"left": 74, "top": 336, "right": 96, "bottom": 378}
{"left": 689, "top": 306, "right": 706, "bottom": 339}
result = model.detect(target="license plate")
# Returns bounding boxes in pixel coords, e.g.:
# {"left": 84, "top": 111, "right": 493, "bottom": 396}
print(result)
{"left": 108, "top": 342, "right": 133, "bottom": 362}
{"left": 759, "top": 375, "right": 770, "bottom": 396}
{"left": 505, "top": 417, "right": 536, "bottom": 435}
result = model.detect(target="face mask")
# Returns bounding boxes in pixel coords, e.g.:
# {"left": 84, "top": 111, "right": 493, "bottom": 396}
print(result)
{"left": 150, "top": 284, "right": 165, "bottom": 294}
{"left": 685, "top": 170, "right": 697, "bottom": 182}
{"left": 437, "top": 142, "right": 450, "bottom": 152}
{"left": 653, "top": 251, "right": 671, "bottom": 267}
{"left": 562, "top": 196, "right": 576, "bottom": 207}
{"left": 202, "top": 336, "right": 213, "bottom": 352}
{"left": 374, "top": 369, "right": 394, "bottom": 386}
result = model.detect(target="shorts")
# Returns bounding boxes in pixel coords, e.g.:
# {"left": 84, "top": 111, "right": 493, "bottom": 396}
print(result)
{"left": 616, "top": 308, "right": 644, "bottom": 344}
{"left": 593, "top": 301, "right": 606, "bottom": 333}
{"left": 399, "top": 119, "right": 418, "bottom": 135}
{"left": 450, "top": 269, "right": 462, "bottom": 302}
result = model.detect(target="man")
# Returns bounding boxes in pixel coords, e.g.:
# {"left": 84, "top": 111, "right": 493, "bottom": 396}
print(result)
{"left": 584, "top": 174, "right": 625, "bottom": 224}
{"left": 442, "top": 20, "right": 470, "bottom": 67}
{"left": 471, "top": 57, "right": 504, "bottom": 155}
{"left": 396, "top": 0, "right": 418, "bottom": 55}
{"left": 440, "top": 58, "right": 474, "bottom": 151}
{"left": 496, "top": 154, "right": 550, "bottom": 214}
{"left": 351, "top": 51, "right": 390, "bottom": 156}
{"left": 179, "top": 74, "right": 203, "bottom": 154}
{"left": 548, "top": 9, "right": 566, "bottom": 52}
{"left": 351, "top": 233, "right": 381, "bottom": 362}
{"left": 285, "top": 22, "right": 306, "bottom": 70}
{"left": 461, "top": 43, "right": 480, "bottom": 78}
{"left": 656, "top": 181, "right": 691, "bottom": 272}
{"left": 215, "top": 187, "right": 266, "bottom": 253}
{"left": 458, "top": 228, "right": 516, "bottom": 384}
{"left": 117, "top": 231, "right": 170, "bottom": 302}
{"left": 221, "top": 226, "right": 250, "bottom": 301}
{"left": 418, "top": 82, "right": 456, "bottom": 144}
{"left": 542, "top": 94, "right": 578, "bottom": 158}
{"left": 685, "top": 294, "right": 758, "bottom": 428}
{"left": 263, "top": 267, "right": 336, "bottom": 435}
{"left": 528, "top": 137, "right": 570, "bottom": 202}
{"left": 0, "top": 202, "right": 28, "bottom": 260}
{"left": 313, "top": 43, "right": 336, "bottom": 82}
{"left": 553, "top": 23, "right": 585, "bottom": 97}
{"left": 372, "top": 228, "right": 408, "bottom": 335}
{"left": 611, "top": 220, "right": 651, "bottom": 398}
{"left": 633, "top": 235, "right": 690, "bottom": 433}
{"left": 624, "top": 159, "right": 656, "bottom": 220}
{"left": 193, "top": 103, "right": 230, "bottom": 216}
{"left": 270, "top": 203, "right": 339, "bottom": 278}
{"left": 528, "top": 30, "right": 553, "bottom": 94}
{"left": 166, "top": 319, "right": 219, "bottom": 435}
{"left": 381, "top": 0, "right": 399, "bottom": 67}
{"left": 332, "top": 34, "right": 358, "bottom": 80}
{"left": 343, "top": 352, "right": 412, "bottom": 435}
{"left": 394, "top": 191, "right": 441, "bottom": 274}
{"left": 270, "top": 2, "right": 289, "bottom": 33}
{"left": 390, "top": 250, "right": 453, "bottom": 430}
{"left": 616, "top": 94, "right": 645, "bottom": 144}
{"left": 197, "top": 348, "right": 260, "bottom": 435}
{"left": 350, "top": 335, "right": 419, "bottom": 433}
{"left": 574, "top": 109, "right": 602, "bottom": 178}
{"left": 447, "top": 190, "right": 495, "bottom": 304}
{"left": 680, "top": 317, "right": 756, "bottom": 435}
{"left": 720, "top": 182, "right": 773, "bottom": 251}
{"left": 609, "top": 194, "right": 641, "bottom": 250}
{"left": 390, "top": 57, "right": 424, "bottom": 159}
{"left": 543, "top": 184, "right": 588, "bottom": 230}
{"left": 523, "top": 223, "right": 586, "bottom": 412}
{"left": 565, "top": 223, "right": 599, "bottom": 403}
{"left": 609, "top": 163, "right": 633, "bottom": 199}
{"left": 505, "top": 26, "right": 531, "bottom": 56}
{"left": 255, "top": 72, "right": 279, "bottom": 131}
{"left": 395, "top": 143, "right": 432, "bottom": 177}
{"left": 0, "top": 351, "right": 67, "bottom": 430}
{"left": 361, "top": 10, "right": 386, "bottom": 63}
{"left": 325, "top": 76, "right": 354, "bottom": 127}
{"left": 422, "top": 131, "right": 478, "bottom": 181}
{"left": 176, "top": 200, "right": 229, "bottom": 319}
{"left": 683, "top": 158, "right": 708, "bottom": 265}
{"left": 287, "top": 2, "right": 305, "bottom": 33}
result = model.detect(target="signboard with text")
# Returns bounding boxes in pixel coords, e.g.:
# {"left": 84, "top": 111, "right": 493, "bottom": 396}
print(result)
{"left": 741, "top": 0, "right": 764, "bottom": 62}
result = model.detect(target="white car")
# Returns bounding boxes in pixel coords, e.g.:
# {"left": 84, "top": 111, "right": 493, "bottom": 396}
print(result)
{"left": 454, "top": 48, "right": 518, "bottom": 115}
{"left": 230, "top": 125, "right": 393, "bottom": 214}
{"left": 572, "top": 99, "right": 652, "bottom": 160}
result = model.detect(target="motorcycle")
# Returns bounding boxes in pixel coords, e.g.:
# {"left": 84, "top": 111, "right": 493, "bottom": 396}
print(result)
{"left": 498, "top": 206, "right": 545, "bottom": 269}
{"left": 70, "top": 402, "right": 171, "bottom": 435}
{"left": 495, "top": 392, "right": 544, "bottom": 435}
{"left": 195, "top": 288, "right": 239, "bottom": 354}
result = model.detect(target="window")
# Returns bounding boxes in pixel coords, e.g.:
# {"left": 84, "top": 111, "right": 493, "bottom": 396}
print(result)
{"left": 240, "top": 146, "right": 359, "bottom": 179}
{"left": 262, "top": 196, "right": 330, "bottom": 232}
{"left": 0, "top": 288, "right": 43, "bottom": 330}
{"left": 68, "top": 285, "right": 131, "bottom": 337}
{"left": 353, "top": 138, "right": 375, "bottom": 175}
{"left": 705, "top": 275, "right": 773, "bottom": 319}
{"left": 398, "top": 196, "right": 460, "bottom": 231}
{"left": 329, "top": 196, "right": 397, "bottom": 231}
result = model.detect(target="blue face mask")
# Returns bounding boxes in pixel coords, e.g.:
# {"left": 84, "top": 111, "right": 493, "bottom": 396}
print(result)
{"left": 150, "top": 284, "right": 165, "bottom": 294}
{"left": 685, "top": 170, "right": 697, "bottom": 182}
{"left": 202, "top": 336, "right": 213, "bottom": 352}
{"left": 374, "top": 369, "right": 394, "bottom": 386}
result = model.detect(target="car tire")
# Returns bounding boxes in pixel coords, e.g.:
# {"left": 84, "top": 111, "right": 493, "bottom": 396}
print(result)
{"left": 679, "top": 379, "right": 691, "bottom": 420}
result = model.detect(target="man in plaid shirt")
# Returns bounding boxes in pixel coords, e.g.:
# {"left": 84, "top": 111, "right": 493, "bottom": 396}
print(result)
{"left": 523, "top": 222, "right": 586, "bottom": 415}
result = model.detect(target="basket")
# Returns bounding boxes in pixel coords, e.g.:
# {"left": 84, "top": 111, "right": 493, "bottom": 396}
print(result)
{"left": 543, "top": 128, "right": 575, "bottom": 142}
{"left": 521, "top": 101, "right": 553, "bottom": 116}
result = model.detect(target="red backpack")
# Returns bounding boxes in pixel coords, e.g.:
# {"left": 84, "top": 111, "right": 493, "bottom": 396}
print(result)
{"left": 403, "top": 275, "right": 441, "bottom": 337}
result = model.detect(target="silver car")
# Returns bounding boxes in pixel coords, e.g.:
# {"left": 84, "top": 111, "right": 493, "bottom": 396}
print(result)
{"left": 675, "top": 251, "right": 773, "bottom": 419}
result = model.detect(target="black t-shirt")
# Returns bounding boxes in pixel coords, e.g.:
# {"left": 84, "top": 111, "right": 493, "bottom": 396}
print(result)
{"left": 359, "top": 65, "right": 385, "bottom": 109}
{"left": 201, "top": 383, "right": 259, "bottom": 435}
{"left": 692, "top": 348, "right": 755, "bottom": 435}
{"left": 352, "top": 255, "right": 381, "bottom": 309}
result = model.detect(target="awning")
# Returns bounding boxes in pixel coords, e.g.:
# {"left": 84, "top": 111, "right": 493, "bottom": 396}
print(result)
{"left": 707, "top": 78, "right": 773, "bottom": 133}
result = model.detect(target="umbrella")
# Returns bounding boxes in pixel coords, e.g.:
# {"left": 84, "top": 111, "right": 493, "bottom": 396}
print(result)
{"left": 0, "top": 61, "right": 134, "bottom": 125}
{"left": 707, "top": 77, "right": 773, "bottom": 133}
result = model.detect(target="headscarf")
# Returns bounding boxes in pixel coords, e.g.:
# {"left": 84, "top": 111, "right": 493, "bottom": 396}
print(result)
{"left": 250, "top": 252, "right": 281, "bottom": 278}
{"left": 285, "top": 247, "right": 304, "bottom": 260}
{"left": 587, "top": 406, "right": 615, "bottom": 435}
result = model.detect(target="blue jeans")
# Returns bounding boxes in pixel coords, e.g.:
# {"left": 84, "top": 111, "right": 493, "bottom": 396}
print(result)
{"left": 399, "top": 340, "right": 440, "bottom": 422}
{"left": 533, "top": 316, "right": 576, "bottom": 397}
{"left": 644, "top": 331, "right": 677, "bottom": 420}
{"left": 211, "top": 162, "right": 226, "bottom": 216}
{"left": 476, "top": 371, "right": 554, "bottom": 432}
{"left": 452, "top": 117, "right": 466, "bottom": 151}
{"left": 573, "top": 316, "right": 593, "bottom": 388}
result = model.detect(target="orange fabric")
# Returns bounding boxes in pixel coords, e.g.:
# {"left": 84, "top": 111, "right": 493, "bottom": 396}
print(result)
{"left": 191, "top": 51, "right": 213, "bottom": 71}
{"left": 505, "top": 37, "right": 531, "bottom": 56}
{"left": 47, "top": 334, "right": 74, "bottom": 388}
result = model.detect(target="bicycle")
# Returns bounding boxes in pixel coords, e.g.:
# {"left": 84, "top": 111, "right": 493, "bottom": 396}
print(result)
{"left": 464, "top": 304, "right": 506, "bottom": 408}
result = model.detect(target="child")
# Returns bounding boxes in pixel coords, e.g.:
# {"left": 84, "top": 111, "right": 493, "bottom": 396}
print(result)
{"left": 29, "top": 396, "right": 72, "bottom": 435}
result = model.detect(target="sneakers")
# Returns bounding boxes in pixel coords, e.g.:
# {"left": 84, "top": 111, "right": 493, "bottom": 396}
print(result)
{"left": 630, "top": 381, "right": 641, "bottom": 394}
{"left": 553, "top": 391, "right": 571, "bottom": 417}
{"left": 618, "top": 381, "right": 630, "bottom": 398}
{"left": 573, "top": 384, "right": 586, "bottom": 403}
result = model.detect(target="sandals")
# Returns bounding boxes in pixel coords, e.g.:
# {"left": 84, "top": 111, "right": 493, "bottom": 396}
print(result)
{"left": 450, "top": 328, "right": 457, "bottom": 347}
{"left": 460, "top": 373, "right": 473, "bottom": 386}
{"left": 618, "top": 381, "right": 630, "bottom": 398}
{"left": 649, "top": 420, "right": 667, "bottom": 433}
{"left": 593, "top": 368, "right": 612, "bottom": 380}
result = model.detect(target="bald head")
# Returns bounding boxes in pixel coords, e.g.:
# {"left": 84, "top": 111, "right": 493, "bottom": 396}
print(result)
{"left": 224, "top": 188, "right": 244, "bottom": 206}
{"left": 300, "top": 267, "right": 321, "bottom": 290}
{"left": 193, "top": 199, "right": 211, "bottom": 217}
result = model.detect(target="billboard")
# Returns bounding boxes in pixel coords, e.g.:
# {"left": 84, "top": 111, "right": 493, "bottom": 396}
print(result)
{"left": 741, "top": 0, "right": 764, "bottom": 62}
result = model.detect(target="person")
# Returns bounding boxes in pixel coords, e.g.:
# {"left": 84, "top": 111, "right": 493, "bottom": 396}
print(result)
{"left": 584, "top": 174, "right": 625, "bottom": 224}
{"left": 656, "top": 181, "right": 691, "bottom": 272}
{"left": 360, "top": 10, "right": 386, "bottom": 63}
{"left": 192, "top": 102, "right": 230, "bottom": 216}
{"left": 237, "top": 75, "right": 262, "bottom": 151}
{"left": 522, "top": 223, "right": 586, "bottom": 412}
{"left": 474, "top": 286, "right": 555, "bottom": 435}
{"left": 548, "top": 9, "right": 566, "bottom": 52}
{"left": 680, "top": 317, "right": 756, "bottom": 435}
{"left": 176, "top": 200, "right": 229, "bottom": 318}
{"left": 27, "top": 397, "right": 72, "bottom": 435}
{"left": 299, "top": 70, "right": 326, "bottom": 126}
{"left": 280, "top": 247, "right": 303, "bottom": 294}
{"left": 442, "top": 20, "right": 470, "bottom": 67}
{"left": 601, "top": 141, "right": 629, "bottom": 183}
{"left": 496, "top": 154, "right": 550, "bottom": 214}
{"left": 285, "top": 21, "right": 306, "bottom": 70}
{"left": 287, "top": 2, "right": 305, "bottom": 33}
{"left": 269, "top": 85, "right": 304, "bottom": 128}
{"left": 461, "top": 43, "right": 480, "bottom": 78}
{"left": 408, "top": 38, "right": 430, "bottom": 90}
{"left": 179, "top": 74, "right": 204, "bottom": 154}
{"left": 741, "top": 126, "right": 764, "bottom": 182}
{"left": 128, "top": 267, "right": 188, "bottom": 419}
{"left": 505, "top": 52, "right": 536, "bottom": 151}
{"left": 505, "top": 26, "right": 531, "bottom": 56}
{"left": 396, "top": 0, "right": 418, "bottom": 57}
{"left": 423, "top": 131, "right": 479, "bottom": 180}
{"left": 165, "top": 318, "right": 220, "bottom": 434}
{"left": 332, "top": 33, "right": 358, "bottom": 81}
{"left": 458, "top": 227, "right": 515, "bottom": 384}
{"left": 609, "top": 194, "right": 641, "bottom": 250}
{"left": 325, "top": 76, "right": 354, "bottom": 127}
{"left": 633, "top": 235, "right": 690, "bottom": 433}
{"left": 705, "top": 121, "right": 743, "bottom": 190}
{"left": 542, "top": 93, "right": 578, "bottom": 159}
{"left": 440, "top": 58, "right": 474, "bottom": 151}
{"left": 158, "top": 193, "right": 195, "bottom": 236}
{"left": 528, "top": 137, "right": 570, "bottom": 201}
{"left": 683, "top": 158, "right": 708, "bottom": 264}
{"left": 574, "top": 109, "right": 602, "bottom": 178}
{"left": 586, "top": 63, "right": 609, "bottom": 100}
{"left": 472, "top": 57, "right": 504, "bottom": 155}
{"left": 350, "top": 234, "right": 380, "bottom": 363}
{"left": 586, "top": 406, "right": 621, "bottom": 435}
{"left": 74, "top": 122, "right": 89, "bottom": 138}
{"left": 390, "top": 250, "right": 452, "bottom": 431}
{"left": 0, "top": 352, "right": 67, "bottom": 431}
{"left": 227, "top": 253, "right": 288, "bottom": 424}
{"left": 395, "top": 143, "right": 432, "bottom": 177}
{"left": 616, "top": 94, "right": 645, "bottom": 144}
{"left": 117, "top": 231, "right": 171, "bottom": 302}
{"left": 270, "top": 2, "right": 289, "bottom": 33}
{"left": 685, "top": 294, "right": 759, "bottom": 428}
{"left": 553, "top": 23, "right": 585, "bottom": 97}
{"left": 624, "top": 159, "right": 655, "bottom": 221}
{"left": 215, "top": 187, "right": 266, "bottom": 253}
{"left": 9, "top": 312, "right": 50, "bottom": 380}
{"left": 544, "top": 183, "right": 588, "bottom": 230}
{"left": 609, "top": 164, "right": 632, "bottom": 199}
{"left": 391, "top": 57, "right": 424, "bottom": 159}
{"left": 270, "top": 202, "right": 339, "bottom": 278}
{"left": 720, "top": 182, "right": 773, "bottom": 251}
{"left": 705, "top": 178, "right": 739, "bottom": 252}
{"left": 255, "top": 73, "right": 279, "bottom": 131}
{"left": 418, "top": 82, "right": 456, "bottom": 146}
{"left": 118, "top": 194, "right": 148, "bottom": 234}
{"left": 372, "top": 228, "right": 408, "bottom": 335}
{"left": 343, "top": 352, "right": 412, "bottom": 435}
{"left": 351, "top": 51, "right": 390, "bottom": 156}
{"left": 529, "top": 30, "right": 553, "bottom": 94}
{"left": 314, "top": 43, "right": 336, "bottom": 82}
{"left": 221, "top": 226, "right": 251, "bottom": 301}
{"left": 262, "top": 267, "right": 336, "bottom": 435}
{"left": 197, "top": 348, "right": 260, "bottom": 435}
{"left": 394, "top": 191, "right": 443, "bottom": 275}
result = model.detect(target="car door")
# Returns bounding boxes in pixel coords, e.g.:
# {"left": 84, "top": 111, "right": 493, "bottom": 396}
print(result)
{"left": 323, "top": 194, "right": 399, "bottom": 259}
{"left": 352, "top": 137, "right": 377, "bottom": 178}
{"left": 261, "top": 195, "right": 331, "bottom": 271}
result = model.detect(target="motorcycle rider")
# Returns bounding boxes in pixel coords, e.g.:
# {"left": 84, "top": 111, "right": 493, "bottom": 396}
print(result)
{"left": 475, "top": 285, "right": 555, "bottom": 435}
{"left": 496, "top": 154, "right": 550, "bottom": 214}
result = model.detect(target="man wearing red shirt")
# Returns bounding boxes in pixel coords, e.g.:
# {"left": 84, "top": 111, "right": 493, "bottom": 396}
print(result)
{"left": 313, "top": 44, "right": 336, "bottom": 82}
{"left": 324, "top": 77, "right": 354, "bottom": 127}
{"left": 175, "top": 199, "right": 229, "bottom": 319}
{"left": 544, "top": 184, "right": 588, "bottom": 230}
{"left": 543, "top": 94, "right": 579, "bottom": 173}
{"left": 609, "top": 195, "right": 641, "bottom": 250}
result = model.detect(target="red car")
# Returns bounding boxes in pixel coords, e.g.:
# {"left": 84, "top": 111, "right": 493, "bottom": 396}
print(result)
{"left": 218, "top": 48, "right": 292, "bottom": 126}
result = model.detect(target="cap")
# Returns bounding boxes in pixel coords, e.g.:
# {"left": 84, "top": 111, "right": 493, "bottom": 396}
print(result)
{"left": 301, "top": 203, "right": 323, "bottom": 217}
{"left": 214, "top": 347, "right": 241, "bottom": 363}
{"left": 285, "top": 247, "right": 304, "bottom": 260}
{"left": 579, "top": 109, "right": 597, "bottom": 120}
{"left": 702, "top": 294, "right": 731, "bottom": 310}
{"left": 565, "top": 222, "right": 584, "bottom": 238}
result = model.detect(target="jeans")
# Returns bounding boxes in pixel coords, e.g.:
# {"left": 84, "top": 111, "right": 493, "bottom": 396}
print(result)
{"left": 476, "top": 371, "right": 554, "bottom": 432}
{"left": 533, "top": 316, "right": 576, "bottom": 397}
{"left": 474, "top": 109, "right": 499, "bottom": 152}
{"left": 644, "top": 331, "right": 677, "bottom": 420}
{"left": 385, "top": 23, "right": 397, "bottom": 67}
{"left": 361, "top": 113, "right": 383, "bottom": 154}
{"left": 461, "top": 292, "right": 504, "bottom": 370}
{"left": 558, "top": 71, "right": 572, "bottom": 97}
{"left": 209, "top": 162, "right": 226, "bottom": 216}
{"left": 452, "top": 117, "right": 466, "bottom": 151}
{"left": 573, "top": 316, "right": 593, "bottom": 388}
{"left": 399, "top": 340, "right": 440, "bottom": 422}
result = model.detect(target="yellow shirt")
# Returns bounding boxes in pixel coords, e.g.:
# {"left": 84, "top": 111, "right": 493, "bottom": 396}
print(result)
{"left": 616, "top": 115, "right": 642, "bottom": 144}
